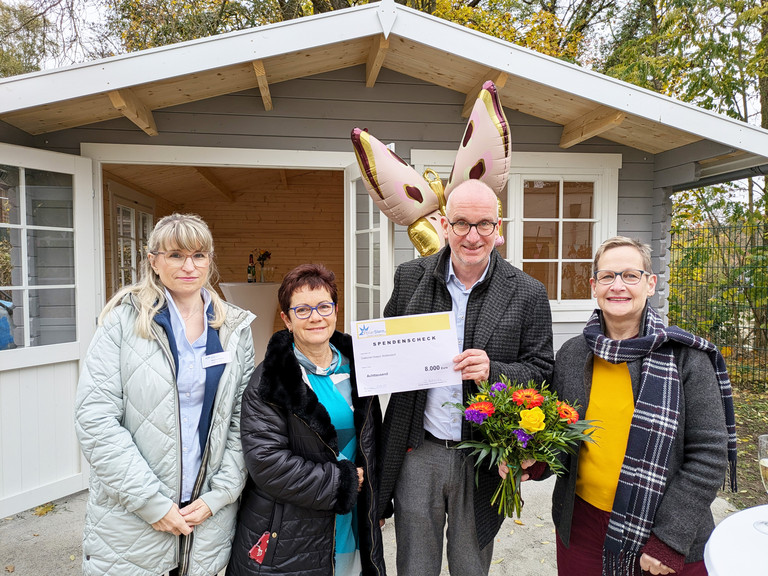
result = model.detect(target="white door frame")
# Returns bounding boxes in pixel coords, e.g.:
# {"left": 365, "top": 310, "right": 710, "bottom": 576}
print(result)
{"left": 343, "top": 161, "right": 394, "bottom": 331}
{"left": 81, "top": 143, "right": 361, "bottom": 313}
{"left": 0, "top": 141, "right": 94, "bottom": 517}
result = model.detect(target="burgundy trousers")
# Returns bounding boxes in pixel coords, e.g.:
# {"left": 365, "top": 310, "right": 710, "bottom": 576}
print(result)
{"left": 556, "top": 496, "right": 707, "bottom": 576}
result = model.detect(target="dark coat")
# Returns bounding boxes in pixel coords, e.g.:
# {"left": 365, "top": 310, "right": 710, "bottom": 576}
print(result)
{"left": 378, "top": 247, "right": 554, "bottom": 550}
{"left": 228, "top": 329, "right": 386, "bottom": 576}
{"left": 551, "top": 334, "right": 728, "bottom": 563}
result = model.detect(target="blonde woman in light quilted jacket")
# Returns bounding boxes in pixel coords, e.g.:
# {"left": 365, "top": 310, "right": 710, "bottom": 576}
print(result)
{"left": 75, "top": 213, "right": 255, "bottom": 576}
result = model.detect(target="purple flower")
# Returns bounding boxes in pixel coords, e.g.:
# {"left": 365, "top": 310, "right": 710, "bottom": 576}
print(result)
{"left": 465, "top": 409, "right": 489, "bottom": 424}
{"left": 513, "top": 429, "right": 533, "bottom": 448}
{"left": 489, "top": 382, "right": 506, "bottom": 396}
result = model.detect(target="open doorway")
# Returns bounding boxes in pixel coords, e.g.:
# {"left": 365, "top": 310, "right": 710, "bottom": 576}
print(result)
{"left": 100, "top": 164, "right": 346, "bottom": 335}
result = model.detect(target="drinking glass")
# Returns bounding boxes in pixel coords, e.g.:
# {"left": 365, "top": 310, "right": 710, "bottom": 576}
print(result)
{"left": 754, "top": 434, "right": 768, "bottom": 534}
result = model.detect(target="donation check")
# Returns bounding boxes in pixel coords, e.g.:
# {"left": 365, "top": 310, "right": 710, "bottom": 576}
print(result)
{"left": 352, "top": 312, "right": 461, "bottom": 397}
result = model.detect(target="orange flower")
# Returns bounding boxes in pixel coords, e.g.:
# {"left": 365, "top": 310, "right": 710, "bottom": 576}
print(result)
{"left": 512, "top": 388, "right": 544, "bottom": 408}
{"left": 557, "top": 401, "right": 579, "bottom": 424}
{"left": 467, "top": 401, "right": 495, "bottom": 416}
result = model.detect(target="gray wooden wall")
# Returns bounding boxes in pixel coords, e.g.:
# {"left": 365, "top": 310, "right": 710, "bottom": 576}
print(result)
{"left": 1, "top": 66, "right": 657, "bottom": 348}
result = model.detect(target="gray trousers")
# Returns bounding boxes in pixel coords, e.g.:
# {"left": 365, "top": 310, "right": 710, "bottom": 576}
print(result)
{"left": 393, "top": 439, "right": 494, "bottom": 576}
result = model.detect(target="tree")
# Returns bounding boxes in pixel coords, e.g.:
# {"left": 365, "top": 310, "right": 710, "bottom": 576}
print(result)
{"left": 0, "top": 1, "right": 59, "bottom": 76}
{"left": 433, "top": 0, "right": 583, "bottom": 60}
{"left": 430, "top": 0, "right": 621, "bottom": 63}
{"left": 669, "top": 187, "right": 768, "bottom": 385}
{"left": 105, "top": 0, "right": 358, "bottom": 51}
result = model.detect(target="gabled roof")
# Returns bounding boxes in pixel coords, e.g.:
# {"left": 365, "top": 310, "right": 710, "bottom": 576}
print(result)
{"left": 2, "top": 0, "right": 767, "bottom": 180}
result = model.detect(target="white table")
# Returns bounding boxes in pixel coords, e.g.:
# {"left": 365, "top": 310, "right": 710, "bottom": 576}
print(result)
{"left": 704, "top": 504, "right": 768, "bottom": 575}
{"left": 219, "top": 282, "right": 280, "bottom": 363}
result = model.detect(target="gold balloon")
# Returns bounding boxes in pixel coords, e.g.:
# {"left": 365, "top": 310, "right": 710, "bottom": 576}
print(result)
{"left": 408, "top": 217, "right": 444, "bottom": 257}
{"left": 423, "top": 169, "right": 447, "bottom": 216}
{"left": 497, "top": 197, "right": 505, "bottom": 244}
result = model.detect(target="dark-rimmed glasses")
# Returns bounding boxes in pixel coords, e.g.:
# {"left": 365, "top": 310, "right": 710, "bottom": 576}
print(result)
{"left": 151, "top": 250, "right": 211, "bottom": 268}
{"left": 594, "top": 269, "right": 650, "bottom": 285}
{"left": 447, "top": 220, "right": 498, "bottom": 237}
{"left": 289, "top": 302, "right": 336, "bottom": 319}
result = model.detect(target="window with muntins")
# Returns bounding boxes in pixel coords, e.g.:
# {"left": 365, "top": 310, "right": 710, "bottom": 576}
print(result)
{"left": 411, "top": 151, "right": 620, "bottom": 318}
{"left": 517, "top": 178, "right": 594, "bottom": 300}
{"left": 112, "top": 196, "right": 153, "bottom": 294}
{"left": 0, "top": 164, "right": 76, "bottom": 349}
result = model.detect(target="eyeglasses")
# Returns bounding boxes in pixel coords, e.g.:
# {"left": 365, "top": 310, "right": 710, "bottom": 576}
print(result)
{"left": 289, "top": 302, "right": 336, "bottom": 319}
{"left": 447, "top": 220, "right": 498, "bottom": 237}
{"left": 151, "top": 250, "right": 211, "bottom": 268}
{"left": 594, "top": 269, "right": 651, "bottom": 285}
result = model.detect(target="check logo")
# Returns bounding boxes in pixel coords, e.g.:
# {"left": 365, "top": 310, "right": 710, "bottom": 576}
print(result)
{"left": 358, "top": 324, "right": 370, "bottom": 337}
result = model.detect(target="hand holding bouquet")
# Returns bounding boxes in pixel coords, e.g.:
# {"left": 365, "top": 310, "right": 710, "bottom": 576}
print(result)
{"left": 450, "top": 375, "right": 595, "bottom": 518}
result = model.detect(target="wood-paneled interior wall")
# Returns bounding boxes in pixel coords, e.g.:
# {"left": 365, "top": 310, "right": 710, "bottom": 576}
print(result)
{"left": 187, "top": 169, "right": 345, "bottom": 334}
{"left": 102, "top": 168, "right": 345, "bottom": 334}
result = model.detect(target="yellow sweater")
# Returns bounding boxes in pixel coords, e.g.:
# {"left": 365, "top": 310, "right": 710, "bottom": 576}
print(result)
{"left": 575, "top": 356, "right": 635, "bottom": 511}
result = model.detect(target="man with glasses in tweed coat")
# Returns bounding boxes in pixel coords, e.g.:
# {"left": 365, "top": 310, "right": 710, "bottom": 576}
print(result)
{"left": 378, "top": 180, "right": 554, "bottom": 575}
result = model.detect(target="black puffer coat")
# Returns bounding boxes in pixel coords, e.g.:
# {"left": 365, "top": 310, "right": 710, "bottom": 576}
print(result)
{"left": 227, "top": 329, "right": 386, "bottom": 576}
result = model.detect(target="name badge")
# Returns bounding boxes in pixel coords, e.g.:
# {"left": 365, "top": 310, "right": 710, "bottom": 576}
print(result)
{"left": 202, "top": 351, "right": 233, "bottom": 368}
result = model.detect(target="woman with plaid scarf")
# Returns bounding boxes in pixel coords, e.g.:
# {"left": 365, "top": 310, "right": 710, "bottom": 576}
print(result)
{"left": 550, "top": 237, "right": 737, "bottom": 576}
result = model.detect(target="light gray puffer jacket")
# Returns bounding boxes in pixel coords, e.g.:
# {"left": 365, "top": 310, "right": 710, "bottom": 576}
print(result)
{"left": 75, "top": 295, "right": 255, "bottom": 576}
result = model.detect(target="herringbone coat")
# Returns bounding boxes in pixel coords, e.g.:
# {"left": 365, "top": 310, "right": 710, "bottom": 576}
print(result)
{"left": 378, "top": 247, "right": 554, "bottom": 549}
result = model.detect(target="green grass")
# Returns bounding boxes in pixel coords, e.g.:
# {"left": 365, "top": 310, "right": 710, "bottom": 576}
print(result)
{"left": 717, "top": 387, "right": 768, "bottom": 509}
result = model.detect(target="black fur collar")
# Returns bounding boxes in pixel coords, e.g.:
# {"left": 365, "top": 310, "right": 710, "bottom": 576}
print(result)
{"left": 257, "top": 329, "right": 354, "bottom": 451}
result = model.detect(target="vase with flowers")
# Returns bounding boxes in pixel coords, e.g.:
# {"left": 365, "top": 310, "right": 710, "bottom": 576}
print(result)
{"left": 256, "top": 249, "right": 271, "bottom": 282}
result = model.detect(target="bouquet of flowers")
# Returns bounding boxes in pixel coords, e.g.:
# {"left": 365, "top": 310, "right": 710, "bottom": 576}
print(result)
{"left": 450, "top": 375, "right": 595, "bottom": 518}
{"left": 256, "top": 249, "right": 271, "bottom": 268}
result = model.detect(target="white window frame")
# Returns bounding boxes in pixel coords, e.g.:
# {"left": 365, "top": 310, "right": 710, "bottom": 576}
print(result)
{"left": 345, "top": 161, "right": 394, "bottom": 327}
{"left": 107, "top": 180, "right": 155, "bottom": 294}
{"left": 412, "top": 151, "right": 620, "bottom": 322}
{"left": 0, "top": 142, "right": 94, "bottom": 371}
{"left": 509, "top": 152, "right": 620, "bottom": 320}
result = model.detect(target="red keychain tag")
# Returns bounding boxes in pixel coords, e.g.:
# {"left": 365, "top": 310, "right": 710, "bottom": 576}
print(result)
{"left": 249, "top": 531, "right": 271, "bottom": 565}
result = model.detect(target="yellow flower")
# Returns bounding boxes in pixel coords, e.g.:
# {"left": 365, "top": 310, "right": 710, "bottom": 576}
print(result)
{"left": 476, "top": 394, "right": 489, "bottom": 401}
{"left": 519, "top": 407, "right": 546, "bottom": 433}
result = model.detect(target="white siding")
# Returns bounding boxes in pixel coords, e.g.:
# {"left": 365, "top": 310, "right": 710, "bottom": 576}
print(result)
{"left": 0, "top": 361, "right": 84, "bottom": 517}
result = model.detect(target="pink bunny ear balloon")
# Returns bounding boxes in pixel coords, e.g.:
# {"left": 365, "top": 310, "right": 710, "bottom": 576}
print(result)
{"left": 445, "top": 81, "right": 512, "bottom": 247}
{"left": 350, "top": 80, "right": 512, "bottom": 256}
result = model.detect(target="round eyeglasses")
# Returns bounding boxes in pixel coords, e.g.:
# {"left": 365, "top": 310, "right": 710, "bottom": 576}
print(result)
{"left": 152, "top": 250, "right": 211, "bottom": 268}
{"left": 448, "top": 220, "right": 498, "bottom": 237}
{"left": 594, "top": 269, "right": 650, "bottom": 285}
{"left": 289, "top": 302, "right": 336, "bottom": 319}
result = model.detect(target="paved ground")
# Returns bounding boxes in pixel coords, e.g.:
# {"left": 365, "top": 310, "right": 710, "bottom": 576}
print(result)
{"left": 0, "top": 476, "right": 735, "bottom": 576}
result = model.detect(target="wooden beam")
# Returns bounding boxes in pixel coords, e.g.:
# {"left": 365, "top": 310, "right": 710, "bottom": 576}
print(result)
{"left": 559, "top": 106, "right": 626, "bottom": 148}
{"left": 461, "top": 71, "right": 508, "bottom": 118}
{"left": 194, "top": 167, "right": 237, "bottom": 202}
{"left": 107, "top": 89, "right": 158, "bottom": 136}
{"left": 252, "top": 60, "right": 273, "bottom": 111}
{"left": 365, "top": 35, "right": 389, "bottom": 88}
{"left": 279, "top": 169, "right": 289, "bottom": 189}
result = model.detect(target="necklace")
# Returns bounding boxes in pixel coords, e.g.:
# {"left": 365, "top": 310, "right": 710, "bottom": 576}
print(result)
{"left": 180, "top": 305, "right": 203, "bottom": 320}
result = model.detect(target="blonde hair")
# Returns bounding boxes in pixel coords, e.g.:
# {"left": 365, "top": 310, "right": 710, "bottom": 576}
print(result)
{"left": 99, "top": 213, "right": 227, "bottom": 338}
{"left": 593, "top": 236, "right": 653, "bottom": 275}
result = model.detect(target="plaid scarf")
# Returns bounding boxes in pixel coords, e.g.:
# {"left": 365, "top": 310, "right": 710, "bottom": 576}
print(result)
{"left": 583, "top": 305, "right": 738, "bottom": 576}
